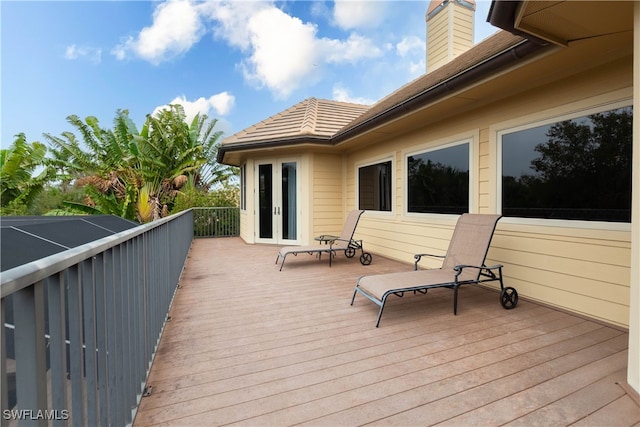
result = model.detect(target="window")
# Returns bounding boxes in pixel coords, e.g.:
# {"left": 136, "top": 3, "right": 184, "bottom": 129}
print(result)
{"left": 240, "top": 164, "right": 246, "bottom": 210}
{"left": 501, "top": 106, "right": 632, "bottom": 222}
{"left": 407, "top": 142, "right": 470, "bottom": 214}
{"left": 358, "top": 160, "right": 392, "bottom": 211}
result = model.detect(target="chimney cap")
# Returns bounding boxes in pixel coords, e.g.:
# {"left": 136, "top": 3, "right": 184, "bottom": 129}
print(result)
{"left": 427, "top": 0, "right": 476, "bottom": 18}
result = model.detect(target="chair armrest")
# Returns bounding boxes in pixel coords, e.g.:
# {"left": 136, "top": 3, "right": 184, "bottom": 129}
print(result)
{"left": 329, "top": 238, "right": 351, "bottom": 247}
{"left": 453, "top": 264, "right": 502, "bottom": 271}
{"left": 316, "top": 235, "right": 340, "bottom": 244}
{"left": 453, "top": 264, "right": 504, "bottom": 280}
{"left": 414, "top": 253, "right": 445, "bottom": 270}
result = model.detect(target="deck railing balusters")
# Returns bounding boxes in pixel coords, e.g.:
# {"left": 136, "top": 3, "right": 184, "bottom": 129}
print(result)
{"left": 1, "top": 209, "right": 194, "bottom": 426}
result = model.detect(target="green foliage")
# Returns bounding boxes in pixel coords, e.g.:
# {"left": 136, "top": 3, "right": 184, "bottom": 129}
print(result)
{"left": 1, "top": 133, "right": 55, "bottom": 214}
{"left": 28, "top": 185, "right": 86, "bottom": 215}
{"left": 41, "top": 106, "right": 236, "bottom": 223}
{"left": 170, "top": 176, "right": 239, "bottom": 214}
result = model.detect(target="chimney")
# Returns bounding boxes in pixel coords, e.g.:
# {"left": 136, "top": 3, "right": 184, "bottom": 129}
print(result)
{"left": 426, "top": 0, "right": 476, "bottom": 73}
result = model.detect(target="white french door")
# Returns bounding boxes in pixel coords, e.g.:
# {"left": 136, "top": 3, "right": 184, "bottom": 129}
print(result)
{"left": 255, "top": 159, "right": 300, "bottom": 244}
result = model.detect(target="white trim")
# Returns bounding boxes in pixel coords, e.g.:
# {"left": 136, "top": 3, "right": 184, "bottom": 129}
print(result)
{"left": 403, "top": 137, "right": 474, "bottom": 218}
{"left": 355, "top": 156, "right": 394, "bottom": 216}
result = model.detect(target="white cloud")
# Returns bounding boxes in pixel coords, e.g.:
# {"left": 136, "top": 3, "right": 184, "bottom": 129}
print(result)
{"left": 209, "top": 92, "right": 235, "bottom": 116}
{"left": 332, "top": 85, "right": 375, "bottom": 105}
{"left": 112, "top": 0, "right": 204, "bottom": 65}
{"left": 241, "top": 7, "right": 321, "bottom": 99}
{"left": 112, "top": 1, "right": 386, "bottom": 99}
{"left": 321, "top": 33, "right": 383, "bottom": 64}
{"left": 332, "top": 1, "right": 387, "bottom": 30}
{"left": 64, "top": 44, "right": 102, "bottom": 64}
{"left": 396, "top": 35, "right": 424, "bottom": 57}
{"left": 199, "top": 1, "right": 271, "bottom": 51}
{"left": 153, "top": 92, "right": 235, "bottom": 123}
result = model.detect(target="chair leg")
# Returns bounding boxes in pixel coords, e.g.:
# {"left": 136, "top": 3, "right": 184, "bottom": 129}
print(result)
{"left": 453, "top": 285, "right": 459, "bottom": 315}
{"left": 279, "top": 255, "right": 286, "bottom": 271}
{"left": 375, "top": 301, "right": 386, "bottom": 327}
{"left": 350, "top": 287, "right": 358, "bottom": 305}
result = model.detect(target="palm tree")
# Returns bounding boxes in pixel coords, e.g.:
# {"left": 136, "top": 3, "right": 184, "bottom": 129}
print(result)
{"left": 1, "top": 134, "right": 54, "bottom": 214}
{"left": 43, "top": 106, "right": 234, "bottom": 223}
{"left": 43, "top": 110, "right": 140, "bottom": 220}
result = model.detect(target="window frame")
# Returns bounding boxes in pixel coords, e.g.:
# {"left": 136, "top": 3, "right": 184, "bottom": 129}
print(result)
{"left": 240, "top": 163, "right": 247, "bottom": 211}
{"left": 356, "top": 157, "right": 394, "bottom": 214}
{"left": 404, "top": 139, "right": 473, "bottom": 217}
{"left": 496, "top": 100, "right": 633, "bottom": 230}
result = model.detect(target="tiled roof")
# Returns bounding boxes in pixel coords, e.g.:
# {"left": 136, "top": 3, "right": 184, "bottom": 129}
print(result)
{"left": 222, "top": 97, "right": 369, "bottom": 146}
{"left": 335, "top": 31, "right": 526, "bottom": 139}
{"left": 218, "top": 30, "right": 538, "bottom": 164}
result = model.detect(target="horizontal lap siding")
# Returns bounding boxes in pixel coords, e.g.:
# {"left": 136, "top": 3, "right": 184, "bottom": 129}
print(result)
{"left": 312, "top": 154, "right": 344, "bottom": 238}
{"left": 488, "top": 227, "right": 631, "bottom": 327}
{"left": 343, "top": 37, "right": 632, "bottom": 328}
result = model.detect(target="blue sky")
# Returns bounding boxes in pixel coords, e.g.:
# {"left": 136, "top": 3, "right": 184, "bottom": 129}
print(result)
{"left": 1, "top": 1, "right": 498, "bottom": 149}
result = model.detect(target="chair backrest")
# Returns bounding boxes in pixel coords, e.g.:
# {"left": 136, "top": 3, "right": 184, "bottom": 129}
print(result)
{"left": 441, "top": 214, "right": 502, "bottom": 280}
{"left": 339, "top": 210, "right": 365, "bottom": 241}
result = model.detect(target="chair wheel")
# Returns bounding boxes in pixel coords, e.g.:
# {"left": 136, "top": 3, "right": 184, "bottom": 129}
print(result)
{"left": 500, "top": 287, "right": 518, "bottom": 309}
{"left": 345, "top": 247, "right": 356, "bottom": 258}
{"left": 360, "top": 252, "right": 372, "bottom": 265}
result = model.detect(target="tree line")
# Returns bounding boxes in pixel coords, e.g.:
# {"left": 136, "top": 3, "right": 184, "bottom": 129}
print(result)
{"left": 1, "top": 105, "right": 238, "bottom": 222}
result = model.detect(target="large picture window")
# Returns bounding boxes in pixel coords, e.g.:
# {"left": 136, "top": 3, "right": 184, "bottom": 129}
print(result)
{"left": 358, "top": 161, "right": 392, "bottom": 211}
{"left": 407, "top": 142, "right": 469, "bottom": 214}
{"left": 501, "top": 106, "right": 632, "bottom": 222}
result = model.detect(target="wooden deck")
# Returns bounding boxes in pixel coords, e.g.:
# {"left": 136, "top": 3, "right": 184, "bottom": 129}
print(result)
{"left": 133, "top": 238, "right": 639, "bottom": 426}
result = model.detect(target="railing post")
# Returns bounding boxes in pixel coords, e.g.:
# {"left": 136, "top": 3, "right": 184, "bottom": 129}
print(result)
{"left": 46, "top": 272, "right": 68, "bottom": 427}
{"left": 81, "top": 258, "right": 98, "bottom": 425}
{"left": 66, "top": 265, "right": 86, "bottom": 427}
{"left": 13, "top": 282, "right": 47, "bottom": 427}
{"left": 1, "top": 298, "right": 8, "bottom": 427}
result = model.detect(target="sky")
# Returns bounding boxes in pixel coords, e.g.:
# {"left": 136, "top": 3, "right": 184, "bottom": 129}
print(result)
{"left": 1, "top": 0, "right": 499, "bottom": 149}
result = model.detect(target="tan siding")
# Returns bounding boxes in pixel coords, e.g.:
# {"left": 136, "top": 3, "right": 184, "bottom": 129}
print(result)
{"left": 239, "top": 210, "right": 251, "bottom": 243}
{"left": 343, "top": 50, "right": 632, "bottom": 327}
{"left": 238, "top": 30, "right": 632, "bottom": 326}
{"left": 312, "top": 153, "right": 345, "bottom": 237}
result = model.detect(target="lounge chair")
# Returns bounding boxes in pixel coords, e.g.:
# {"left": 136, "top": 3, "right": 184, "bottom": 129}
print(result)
{"left": 351, "top": 213, "right": 518, "bottom": 327}
{"left": 276, "top": 210, "right": 373, "bottom": 271}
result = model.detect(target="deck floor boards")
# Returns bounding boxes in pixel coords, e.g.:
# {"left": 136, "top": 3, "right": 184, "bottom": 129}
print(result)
{"left": 133, "top": 238, "right": 639, "bottom": 426}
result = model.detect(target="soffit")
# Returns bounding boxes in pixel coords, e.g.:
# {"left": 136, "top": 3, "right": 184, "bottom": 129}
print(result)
{"left": 515, "top": 1, "right": 633, "bottom": 46}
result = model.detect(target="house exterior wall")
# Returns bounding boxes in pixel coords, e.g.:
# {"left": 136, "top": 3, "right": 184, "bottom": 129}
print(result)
{"left": 344, "top": 50, "right": 633, "bottom": 328}
{"left": 310, "top": 153, "right": 345, "bottom": 237}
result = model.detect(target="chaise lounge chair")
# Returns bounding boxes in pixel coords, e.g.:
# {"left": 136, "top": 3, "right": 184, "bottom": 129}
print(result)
{"left": 351, "top": 213, "right": 518, "bottom": 327}
{"left": 276, "top": 209, "right": 373, "bottom": 271}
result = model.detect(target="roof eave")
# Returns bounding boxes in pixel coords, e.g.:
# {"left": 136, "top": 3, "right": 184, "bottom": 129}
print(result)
{"left": 217, "top": 135, "right": 333, "bottom": 165}
{"left": 487, "top": 1, "right": 551, "bottom": 45}
{"left": 332, "top": 37, "right": 545, "bottom": 145}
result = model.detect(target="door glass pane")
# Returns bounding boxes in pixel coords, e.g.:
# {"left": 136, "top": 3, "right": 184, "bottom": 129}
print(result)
{"left": 281, "top": 162, "right": 297, "bottom": 240}
{"left": 258, "top": 164, "right": 273, "bottom": 238}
